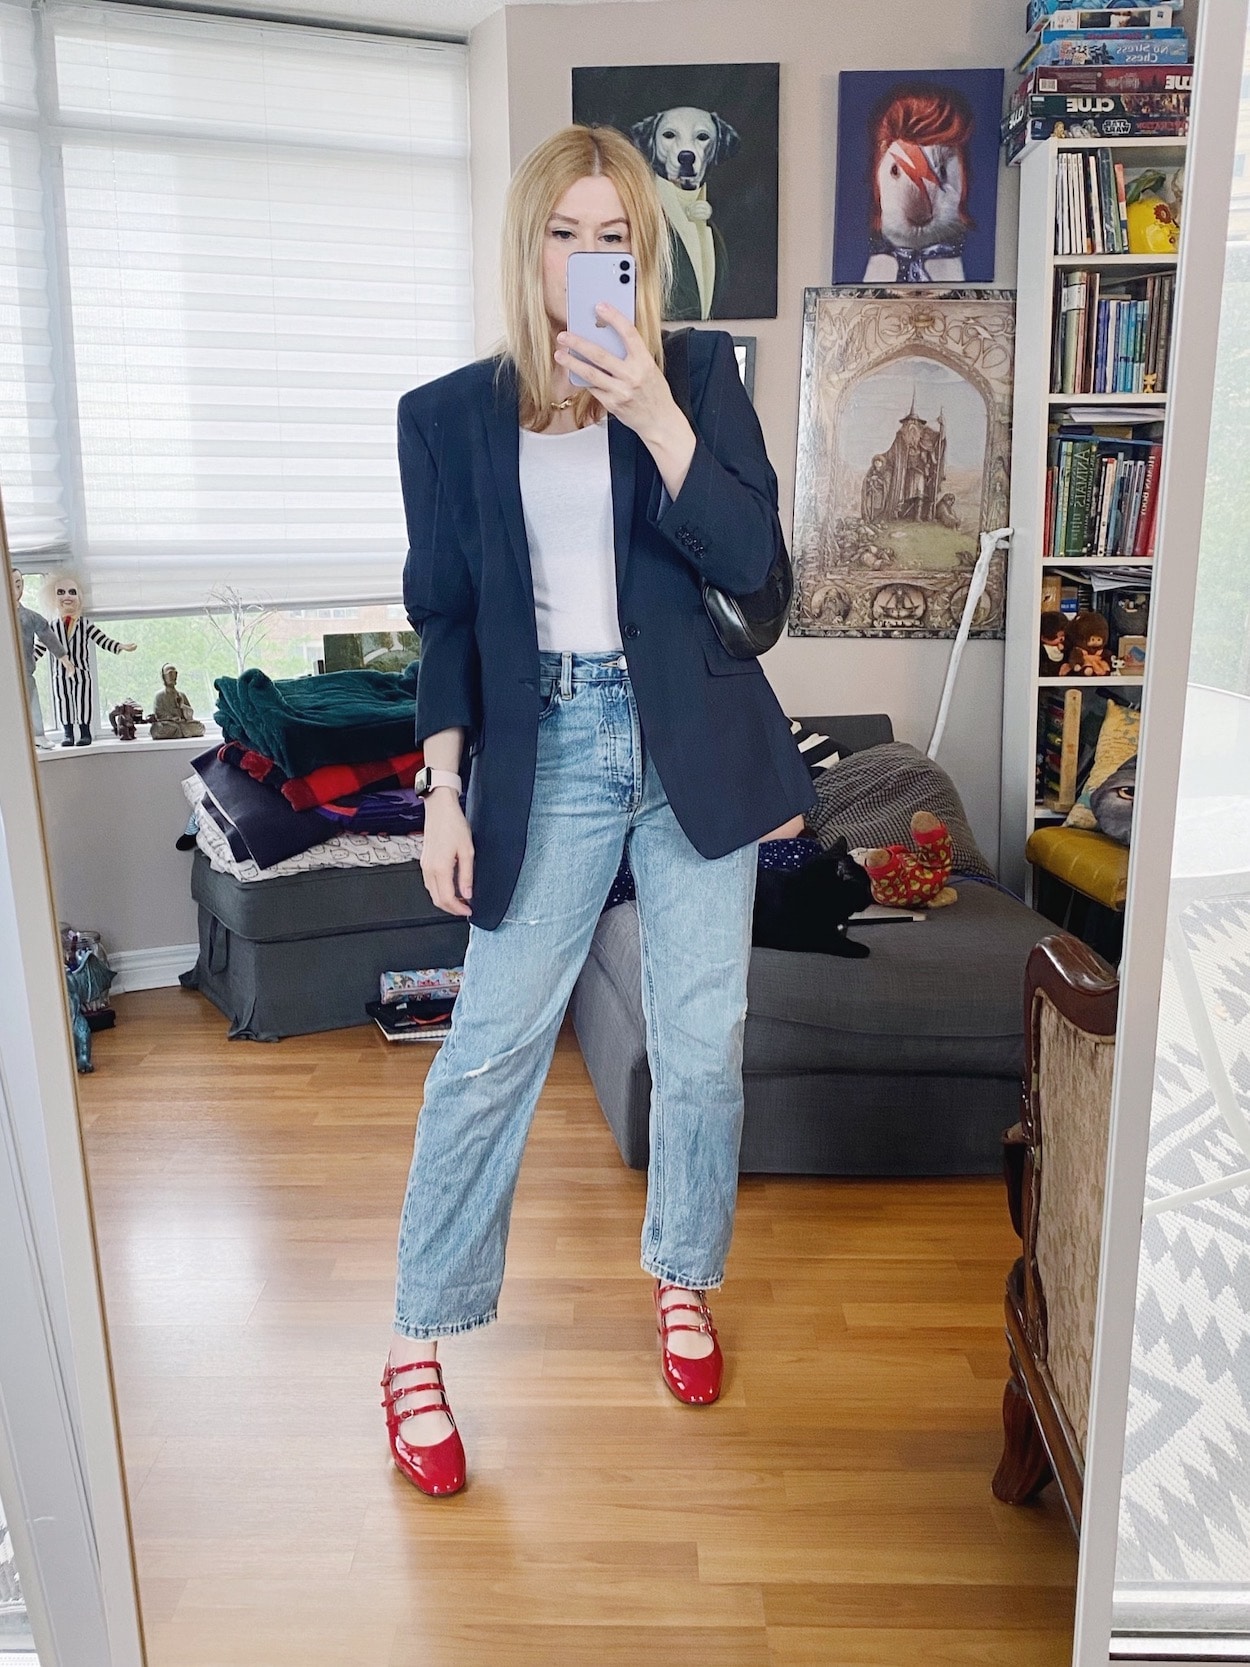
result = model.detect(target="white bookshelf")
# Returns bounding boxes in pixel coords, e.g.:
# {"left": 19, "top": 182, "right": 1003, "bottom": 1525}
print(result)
{"left": 998, "top": 135, "right": 1187, "bottom": 898}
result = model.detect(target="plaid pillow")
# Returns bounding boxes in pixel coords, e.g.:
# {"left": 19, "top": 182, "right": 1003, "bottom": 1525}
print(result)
{"left": 804, "top": 742, "right": 994, "bottom": 879}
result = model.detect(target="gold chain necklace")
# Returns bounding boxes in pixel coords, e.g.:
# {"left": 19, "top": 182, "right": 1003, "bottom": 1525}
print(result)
{"left": 549, "top": 395, "right": 574, "bottom": 410}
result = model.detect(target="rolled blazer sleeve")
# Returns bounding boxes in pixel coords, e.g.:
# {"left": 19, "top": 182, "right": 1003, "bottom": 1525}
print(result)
{"left": 653, "top": 330, "right": 785, "bottom": 597}
{"left": 398, "top": 393, "right": 482, "bottom": 752}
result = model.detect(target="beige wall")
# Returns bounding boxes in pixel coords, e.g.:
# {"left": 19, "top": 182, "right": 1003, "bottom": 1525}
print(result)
{"left": 471, "top": 0, "right": 1027, "bottom": 860}
{"left": 468, "top": 4, "right": 511, "bottom": 354}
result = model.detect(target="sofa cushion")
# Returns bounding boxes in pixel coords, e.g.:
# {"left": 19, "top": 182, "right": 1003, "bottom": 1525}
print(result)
{"left": 589, "top": 881, "right": 1053, "bottom": 1081}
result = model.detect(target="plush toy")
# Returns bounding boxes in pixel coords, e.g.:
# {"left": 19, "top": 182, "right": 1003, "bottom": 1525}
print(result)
{"left": 859, "top": 811, "right": 957, "bottom": 909}
{"left": 1039, "top": 610, "right": 1068, "bottom": 675}
{"left": 1064, "top": 610, "right": 1112, "bottom": 677}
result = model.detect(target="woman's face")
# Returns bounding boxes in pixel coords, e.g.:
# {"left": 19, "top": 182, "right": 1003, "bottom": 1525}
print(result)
{"left": 541, "top": 173, "right": 632, "bottom": 331}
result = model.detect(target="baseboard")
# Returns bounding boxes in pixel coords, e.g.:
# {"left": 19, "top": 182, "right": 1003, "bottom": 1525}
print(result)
{"left": 109, "top": 943, "right": 198, "bottom": 994}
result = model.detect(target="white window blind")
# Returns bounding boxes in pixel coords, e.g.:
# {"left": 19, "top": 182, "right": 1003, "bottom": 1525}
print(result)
{"left": 1, "top": 0, "right": 472, "bottom": 612}
{"left": 0, "top": 1, "right": 66, "bottom": 554}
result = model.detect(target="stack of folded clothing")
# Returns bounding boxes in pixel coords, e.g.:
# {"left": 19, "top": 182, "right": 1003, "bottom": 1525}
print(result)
{"left": 182, "top": 664, "right": 432, "bottom": 882}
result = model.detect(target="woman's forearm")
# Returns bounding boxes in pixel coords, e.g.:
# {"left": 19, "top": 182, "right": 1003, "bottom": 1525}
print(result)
{"left": 643, "top": 405, "right": 697, "bottom": 504}
{"left": 422, "top": 726, "right": 464, "bottom": 777}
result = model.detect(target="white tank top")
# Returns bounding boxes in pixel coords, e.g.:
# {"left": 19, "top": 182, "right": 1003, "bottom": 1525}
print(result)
{"left": 518, "top": 417, "right": 624, "bottom": 653}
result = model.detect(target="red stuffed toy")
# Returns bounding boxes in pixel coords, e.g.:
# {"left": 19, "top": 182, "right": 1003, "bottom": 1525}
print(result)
{"left": 860, "top": 811, "right": 957, "bottom": 908}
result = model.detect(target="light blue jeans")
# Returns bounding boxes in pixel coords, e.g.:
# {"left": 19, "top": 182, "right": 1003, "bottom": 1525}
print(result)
{"left": 393, "top": 649, "right": 758, "bottom": 1338}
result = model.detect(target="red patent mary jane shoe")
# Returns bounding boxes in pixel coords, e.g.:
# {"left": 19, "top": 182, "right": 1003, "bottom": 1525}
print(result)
{"left": 379, "top": 1358, "right": 466, "bottom": 1496}
{"left": 654, "top": 1282, "right": 724, "bottom": 1406}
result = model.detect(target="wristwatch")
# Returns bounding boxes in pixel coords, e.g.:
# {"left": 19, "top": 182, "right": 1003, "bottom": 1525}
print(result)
{"left": 414, "top": 767, "right": 462, "bottom": 798}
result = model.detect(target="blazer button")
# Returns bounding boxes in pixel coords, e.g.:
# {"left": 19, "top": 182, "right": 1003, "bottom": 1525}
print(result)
{"left": 624, "top": 623, "right": 640, "bottom": 639}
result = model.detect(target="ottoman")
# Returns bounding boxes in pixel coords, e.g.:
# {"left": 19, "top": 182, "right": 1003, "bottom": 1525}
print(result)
{"left": 181, "top": 849, "right": 469, "bottom": 1040}
{"left": 569, "top": 881, "right": 1054, "bottom": 1176}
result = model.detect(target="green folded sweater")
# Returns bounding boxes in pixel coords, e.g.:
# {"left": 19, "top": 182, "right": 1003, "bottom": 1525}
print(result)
{"left": 214, "top": 663, "right": 419, "bottom": 778}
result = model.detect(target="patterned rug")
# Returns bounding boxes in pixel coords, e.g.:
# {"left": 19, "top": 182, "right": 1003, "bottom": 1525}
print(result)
{"left": 1116, "top": 892, "right": 1250, "bottom": 1603}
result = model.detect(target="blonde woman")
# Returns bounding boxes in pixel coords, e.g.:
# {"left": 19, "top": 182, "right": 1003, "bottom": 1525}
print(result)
{"left": 381, "top": 124, "right": 814, "bottom": 1497}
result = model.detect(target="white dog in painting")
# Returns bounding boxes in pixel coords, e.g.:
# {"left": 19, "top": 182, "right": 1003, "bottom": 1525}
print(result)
{"left": 630, "top": 105, "right": 739, "bottom": 319}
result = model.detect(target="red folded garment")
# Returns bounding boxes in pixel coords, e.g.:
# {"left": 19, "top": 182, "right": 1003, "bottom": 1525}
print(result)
{"left": 280, "top": 750, "right": 424, "bottom": 811}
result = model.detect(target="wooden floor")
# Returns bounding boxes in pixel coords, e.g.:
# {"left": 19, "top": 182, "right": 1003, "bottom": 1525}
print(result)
{"left": 79, "top": 987, "right": 1077, "bottom": 1667}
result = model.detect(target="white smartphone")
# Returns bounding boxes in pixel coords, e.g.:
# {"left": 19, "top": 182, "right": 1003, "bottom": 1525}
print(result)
{"left": 565, "top": 250, "right": 636, "bottom": 388}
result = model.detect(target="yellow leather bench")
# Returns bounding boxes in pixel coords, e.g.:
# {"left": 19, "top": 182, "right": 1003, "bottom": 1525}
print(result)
{"left": 1026, "top": 826, "right": 1129, "bottom": 912}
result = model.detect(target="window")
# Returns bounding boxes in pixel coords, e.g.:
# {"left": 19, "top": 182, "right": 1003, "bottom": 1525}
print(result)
{"left": 0, "top": 0, "right": 472, "bottom": 613}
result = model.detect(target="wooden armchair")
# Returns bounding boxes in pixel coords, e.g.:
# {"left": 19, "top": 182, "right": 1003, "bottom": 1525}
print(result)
{"left": 992, "top": 932, "right": 1120, "bottom": 1532}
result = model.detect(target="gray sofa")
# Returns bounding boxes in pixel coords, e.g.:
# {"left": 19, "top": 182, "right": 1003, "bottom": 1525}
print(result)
{"left": 569, "top": 715, "right": 1054, "bottom": 1177}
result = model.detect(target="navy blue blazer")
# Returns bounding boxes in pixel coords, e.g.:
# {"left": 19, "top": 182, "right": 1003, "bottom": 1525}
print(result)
{"left": 398, "top": 327, "right": 816, "bottom": 931}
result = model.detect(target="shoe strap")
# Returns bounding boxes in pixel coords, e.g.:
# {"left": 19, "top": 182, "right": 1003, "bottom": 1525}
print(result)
{"left": 393, "top": 1399, "right": 454, "bottom": 1426}
{"left": 657, "top": 1288, "right": 716, "bottom": 1340}
{"left": 381, "top": 1359, "right": 451, "bottom": 1414}
{"left": 385, "top": 1358, "right": 442, "bottom": 1378}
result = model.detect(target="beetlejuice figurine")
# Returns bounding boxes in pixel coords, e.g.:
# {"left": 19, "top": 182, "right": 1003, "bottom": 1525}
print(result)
{"left": 12, "top": 566, "right": 77, "bottom": 750}
{"left": 35, "top": 571, "right": 136, "bottom": 747}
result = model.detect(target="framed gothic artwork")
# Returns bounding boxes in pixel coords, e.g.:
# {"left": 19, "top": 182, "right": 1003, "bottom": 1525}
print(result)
{"left": 790, "top": 286, "right": 1016, "bottom": 641}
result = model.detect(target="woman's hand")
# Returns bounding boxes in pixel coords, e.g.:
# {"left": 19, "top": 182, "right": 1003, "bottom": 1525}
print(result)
{"left": 554, "top": 305, "right": 696, "bottom": 500}
{"left": 420, "top": 790, "right": 474, "bottom": 918}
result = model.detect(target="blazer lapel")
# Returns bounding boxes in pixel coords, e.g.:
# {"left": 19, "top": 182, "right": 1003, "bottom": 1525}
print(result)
{"left": 482, "top": 357, "right": 535, "bottom": 612}
{"left": 608, "top": 414, "right": 638, "bottom": 598}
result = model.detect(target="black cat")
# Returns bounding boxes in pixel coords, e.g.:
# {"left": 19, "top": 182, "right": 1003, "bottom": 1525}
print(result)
{"left": 751, "top": 836, "right": 872, "bottom": 958}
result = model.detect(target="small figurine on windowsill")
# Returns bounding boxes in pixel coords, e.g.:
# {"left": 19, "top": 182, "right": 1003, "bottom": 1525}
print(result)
{"left": 33, "top": 571, "right": 137, "bottom": 746}
{"left": 12, "top": 566, "right": 78, "bottom": 750}
{"left": 109, "top": 699, "right": 148, "bottom": 741}
{"left": 148, "top": 663, "right": 205, "bottom": 740}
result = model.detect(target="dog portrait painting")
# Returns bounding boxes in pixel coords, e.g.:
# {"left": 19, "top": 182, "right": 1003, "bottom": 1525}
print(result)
{"left": 572, "top": 62, "right": 778, "bottom": 320}
{"left": 833, "top": 69, "right": 1004, "bottom": 285}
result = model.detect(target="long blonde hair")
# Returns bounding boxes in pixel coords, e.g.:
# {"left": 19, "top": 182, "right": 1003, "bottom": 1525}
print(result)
{"left": 499, "top": 124, "right": 673, "bottom": 432}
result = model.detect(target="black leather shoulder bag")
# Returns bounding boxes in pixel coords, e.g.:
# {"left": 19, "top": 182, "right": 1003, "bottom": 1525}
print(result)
{"left": 662, "top": 327, "right": 793, "bottom": 660}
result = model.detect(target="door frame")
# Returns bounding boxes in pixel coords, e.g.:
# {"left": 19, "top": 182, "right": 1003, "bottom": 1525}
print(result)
{"left": 1, "top": 502, "right": 146, "bottom": 1666}
{"left": 1072, "top": 3, "right": 1250, "bottom": 1663}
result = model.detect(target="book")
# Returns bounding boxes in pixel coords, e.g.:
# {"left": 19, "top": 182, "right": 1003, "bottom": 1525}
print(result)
{"left": 1044, "top": 426, "right": 1163, "bottom": 558}
{"left": 848, "top": 903, "right": 928, "bottom": 924}
{"left": 1132, "top": 443, "right": 1163, "bottom": 554}
{"left": 1027, "top": 5, "right": 1177, "bottom": 31}
{"left": 1018, "top": 31, "right": 1191, "bottom": 72}
{"left": 1050, "top": 269, "right": 1175, "bottom": 395}
{"left": 366, "top": 997, "right": 456, "bottom": 1041}
{"left": 371, "top": 1015, "right": 453, "bottom": 1044}
{"left": 380, "top": 966, "right": 463, "bottom": 1003}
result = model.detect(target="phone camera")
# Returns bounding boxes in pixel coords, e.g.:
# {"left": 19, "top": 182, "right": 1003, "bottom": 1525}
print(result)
{"left": 619, "top": 260, "right": 629, "bottom": 271}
